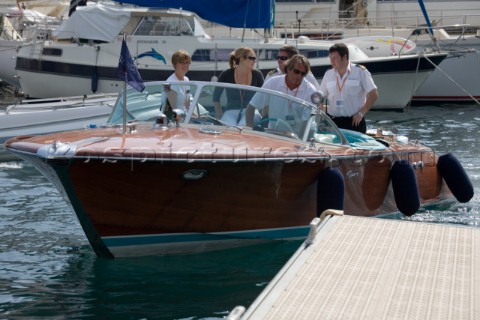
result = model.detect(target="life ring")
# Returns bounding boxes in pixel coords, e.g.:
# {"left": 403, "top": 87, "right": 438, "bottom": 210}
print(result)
{"left": 437, "top": 153, "right": 474, "bottom": 203}
{"left": 391, "top": 160, "right": 420, "bottom": 216}
{"left": 317, "top": 167, "right": 344, "bottom": 217}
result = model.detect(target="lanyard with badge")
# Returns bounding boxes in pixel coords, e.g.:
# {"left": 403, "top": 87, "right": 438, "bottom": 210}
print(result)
{"left": 335, "top": 71, "right": 349, "bottom": 109}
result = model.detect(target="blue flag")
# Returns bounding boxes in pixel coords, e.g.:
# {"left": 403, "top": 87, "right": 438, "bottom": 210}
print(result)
{"left": 117, "top": 38, "right": 145, "bottom": 92}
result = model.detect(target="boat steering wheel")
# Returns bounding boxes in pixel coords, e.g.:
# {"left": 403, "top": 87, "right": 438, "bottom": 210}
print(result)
{"left": 256, "top": 117, "right": 298, "bottom": 139}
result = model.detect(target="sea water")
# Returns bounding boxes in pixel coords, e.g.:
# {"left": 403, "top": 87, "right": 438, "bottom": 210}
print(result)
{"left": 1, "top": 86, "right": 479, "bottom": 319}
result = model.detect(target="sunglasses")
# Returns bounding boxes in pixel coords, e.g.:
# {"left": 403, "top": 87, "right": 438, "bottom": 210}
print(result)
{"left": 246, "top": 56, "right": 257, "bottom": 61}
{"left": 276, "top": 56, "right": 289, "bottom": 61}
{"left": 292, "top": 68, "right": 307, "bottom": 77}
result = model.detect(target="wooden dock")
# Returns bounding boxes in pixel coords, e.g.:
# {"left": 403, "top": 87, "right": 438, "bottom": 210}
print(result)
{"left": 228, "top": 210, "right": 480, "bottom": 319}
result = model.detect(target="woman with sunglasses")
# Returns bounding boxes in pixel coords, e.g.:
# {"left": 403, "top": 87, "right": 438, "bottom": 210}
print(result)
{"left": 265, "top": 45, "right": 320, "bottom": 90}
{"left": 245, "top": 54, "right": 323, "bottom": 134}
{"left": 213, "top": 47, "right": 264, "bottom": 125}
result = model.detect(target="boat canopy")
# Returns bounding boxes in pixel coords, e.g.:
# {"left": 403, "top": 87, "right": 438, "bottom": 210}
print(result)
{"left": 113, "top": 0, "right": 274, "bottom": 29}
{"left": 52, "top": 2, "right": 131, "bottom": 42}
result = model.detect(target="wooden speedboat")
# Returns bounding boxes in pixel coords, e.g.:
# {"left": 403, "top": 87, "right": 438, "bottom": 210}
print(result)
{"left": 5, "top": 81, "right": 473, "bottom": 258}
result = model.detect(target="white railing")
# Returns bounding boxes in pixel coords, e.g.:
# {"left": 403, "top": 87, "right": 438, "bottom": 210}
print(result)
{"left": 274, "top": 9, "right": 480, "bottom": 31}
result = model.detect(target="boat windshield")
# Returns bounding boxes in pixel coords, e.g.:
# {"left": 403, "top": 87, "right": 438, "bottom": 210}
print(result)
{"left": 108, "top": 81, "right": 347, "bottom": 145}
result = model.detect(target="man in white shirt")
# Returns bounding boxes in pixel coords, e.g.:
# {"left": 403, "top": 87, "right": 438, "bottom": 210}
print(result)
{"left": 319, "top": 43, "right": 378, "bottom": 133}
{"left": 266, "top": 45, "right": 321, "bottom": 90}
{"left": 246, "top": 54, "right": 323, "bottom": 136}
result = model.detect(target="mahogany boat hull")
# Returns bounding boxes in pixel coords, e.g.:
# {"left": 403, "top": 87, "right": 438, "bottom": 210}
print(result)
{"left": 7, "top": 128, "right": 450, "bottom": 258}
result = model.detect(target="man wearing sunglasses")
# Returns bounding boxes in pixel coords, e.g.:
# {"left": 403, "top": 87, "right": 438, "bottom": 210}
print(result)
{"left": 245, "top": 54, "right": 323, "bottom": 135}
{"left": 319, "top": 43, "right": 378, "bottom": 134}
{"left": 266, "top": 45, "right": 320, "bottom": 90}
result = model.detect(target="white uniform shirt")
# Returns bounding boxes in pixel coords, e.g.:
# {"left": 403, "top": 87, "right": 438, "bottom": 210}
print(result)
{"left": 319, "top": 62, "right": 377, "bottom": 117}
{"left": 249, "top": 75, "right": 321, "bottom": 134}
{"left": 165, "top": 73, "right": 191, "bottom": 110}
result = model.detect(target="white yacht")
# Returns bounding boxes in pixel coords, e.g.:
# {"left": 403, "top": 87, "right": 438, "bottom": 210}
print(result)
{"left": 272, "top": 0, "right": 480, "bottom": 105}
{"left": 14, "top": 2, "right": 446, "bottom": 109}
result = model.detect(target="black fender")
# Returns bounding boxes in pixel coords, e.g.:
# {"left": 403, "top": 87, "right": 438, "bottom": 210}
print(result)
{"left": 391, "top": 160, "right": 420, "bottom": 216}
{"left": 437, "top": 153, "right": 474, "bottom": 203}
{"left": 317, "top": 167, "right": 344, "bottom": 217}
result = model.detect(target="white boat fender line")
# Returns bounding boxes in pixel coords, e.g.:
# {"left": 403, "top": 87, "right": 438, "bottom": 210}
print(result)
{"left": 316, "top": 167, "right": 344, "bottom": 217}
{"left": 437, "top": 153, "right": 474, "bottom": 203}
{"left": 391, "top": 160, "right": 420, "bottom": 216}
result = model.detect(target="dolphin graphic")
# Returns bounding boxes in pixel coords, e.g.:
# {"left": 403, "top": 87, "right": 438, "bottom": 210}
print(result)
{"left": 136, "top": 48, "right": 167, "bottom": 64}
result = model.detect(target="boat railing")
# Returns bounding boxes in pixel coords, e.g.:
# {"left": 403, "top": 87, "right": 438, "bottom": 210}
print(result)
{"left": 0, "top": 11, "right": 61, "bottom": 42}
{"left": 5, "top": 93, "right": 118, "bottom": 113}
{"left": 286, "top": 15, "right": 480, "bottom": 33}
{"left": 196, "top": 9, "right": 479, "bottom": 46}
{"left": 276, "top": 7, "right": 480, "bottom": 28}
{"left": 272, "top": 9, "right": 480, "bottom": 40}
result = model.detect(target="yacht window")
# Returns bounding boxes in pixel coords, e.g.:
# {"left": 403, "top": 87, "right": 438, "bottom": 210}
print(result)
{"left": 299, "top": 49, "right": 329, "bottom": 59}
{"left": 133, "top": 15, "right": 194, "bottom": 36}
{"left": 42, "top": 48, "right": 62, "bottom": 56}
{"left": 191, "top": 49, "right": 232, "bottom": 62}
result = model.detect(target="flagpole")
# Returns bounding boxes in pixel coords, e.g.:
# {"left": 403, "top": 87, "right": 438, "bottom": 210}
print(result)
{"left": 122, "top": 33, "right": 127, "bottom": 134}
{"left": 117, "top": 32, "right": 144, "bottom": 134}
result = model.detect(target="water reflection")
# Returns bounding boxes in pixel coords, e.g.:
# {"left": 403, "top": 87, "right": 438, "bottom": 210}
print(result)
{"left": 3, "top": 237, "right": 299, "bottom": 319}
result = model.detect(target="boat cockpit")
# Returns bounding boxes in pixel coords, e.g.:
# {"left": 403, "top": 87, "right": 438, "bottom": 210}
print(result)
{"left": 108, "top": 81, "right": 388, "bottom": 150}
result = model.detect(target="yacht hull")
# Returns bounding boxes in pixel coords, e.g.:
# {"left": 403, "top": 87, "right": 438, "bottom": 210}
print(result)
{"left": 15, "top": 45, "right": 445, "bottom": 110}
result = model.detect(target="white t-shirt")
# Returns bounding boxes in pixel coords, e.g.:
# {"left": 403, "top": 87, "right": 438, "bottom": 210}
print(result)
{"left": 319, "top": 62, "right": 377, "bottom": 117}
{"left": 165, "top": 73, "right": 191, "bottom": 111}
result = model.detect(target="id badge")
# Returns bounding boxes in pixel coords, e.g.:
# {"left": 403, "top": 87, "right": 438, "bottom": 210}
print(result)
{"left": 336, "top": 99, "right": 344, "bottom": 108}
{"left": 286, "top": 115, "right": 295, "bottom": 126}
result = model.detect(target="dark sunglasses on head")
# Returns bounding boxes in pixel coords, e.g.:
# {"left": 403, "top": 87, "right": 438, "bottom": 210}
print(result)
{"left": 276, "top": 56, "right": 289, "bottom": 61}
{"left": 246, "top": 56, "right": 257, "bottom": 61}
{"left": 292, "top": 68, "right": 307, "bottom": 77}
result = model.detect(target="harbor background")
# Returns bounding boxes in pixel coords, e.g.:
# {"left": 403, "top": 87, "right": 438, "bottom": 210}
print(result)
{"left": 1, "top": 84, "right": 479, "bottom": 319}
